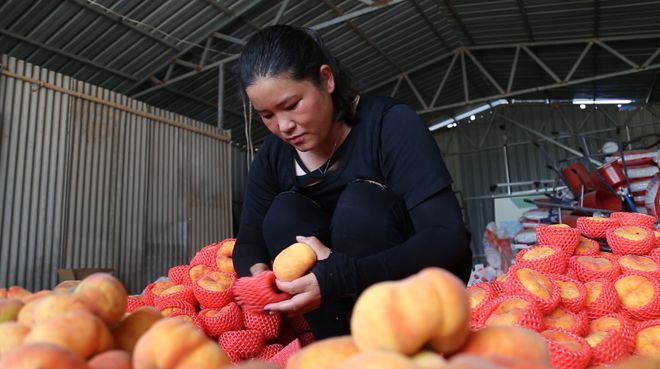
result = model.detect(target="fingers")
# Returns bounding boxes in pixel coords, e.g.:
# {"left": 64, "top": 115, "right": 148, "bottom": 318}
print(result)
{"left": 249, "top": 263, "right": 270, "bottom": 276}
{"left": 264, "top": 292, "right": 320, "bottom": 315}
{"left": 296, "top": 235, "right": 331, "bottom": 260}
{"left": 275, "top": 273, "right": 315, "bottom": 295}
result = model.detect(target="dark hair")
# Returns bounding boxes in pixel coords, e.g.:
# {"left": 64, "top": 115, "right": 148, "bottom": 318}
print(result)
{"left": 239, "top": 25, "right": 356, "bottom": 125}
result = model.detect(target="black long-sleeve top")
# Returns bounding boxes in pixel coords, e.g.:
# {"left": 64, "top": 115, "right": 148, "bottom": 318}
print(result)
{"left": 233, "top": 95, "right": 471, "bottom": 303}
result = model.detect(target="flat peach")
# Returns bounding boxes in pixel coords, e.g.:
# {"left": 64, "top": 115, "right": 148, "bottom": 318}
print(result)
{"left": 516, "top": 268, "right": 553, "bottom": 300}
{"left": 614, "top": 275, "right": 654, "bottom": 308}
{"left": 484, "top": 297, "right": 532, "bottom": 327}
{"left": 522, "top": 246, "right": 557, "bottom": 260}
{"left": 542, "top": 330, "right": 583, "bottom": 352}
{"left": 543, "top": 307, "right": 577, "bottom": 331}
{"left": 189, "top": 264, "right": 213, "bottom": 282}
{"left": 556, "top": 280, "right": 580, "bottom": 299}
{"left": 636, "top": 324, "right": 660, "bottom": 357}
{"left": 618, "top": 255, "right": 658, "bottom": 272}
{"left": 576, "top": 256, "right": 613, "bottom": 272}
{"left": 585, "top": 281, "right": 604, "bottom": 305}
{"left": 197, "top": 271, "right": 233, "bottom": 292}
{"left": 613, "top": 226, "right": 650, "bottom": 241}
{"left": 468, "top": 285, "right": 488, "bottom": 309}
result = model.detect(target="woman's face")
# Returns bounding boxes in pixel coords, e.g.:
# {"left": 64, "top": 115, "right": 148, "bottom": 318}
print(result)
{"left": 245, "top": 66, "right": 336, "bottom": 153}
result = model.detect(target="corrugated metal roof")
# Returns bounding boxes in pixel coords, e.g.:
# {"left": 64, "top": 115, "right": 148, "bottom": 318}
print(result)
{"left": 2, "top": 0, "right": 660, "bottom": 146}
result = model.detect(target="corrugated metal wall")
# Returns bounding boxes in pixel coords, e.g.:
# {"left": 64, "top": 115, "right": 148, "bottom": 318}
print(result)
{"left": 436, "top": 104, "right": 660, "bottom": 262}
{"left": 0, "top": 55, "right": 233, "bottom": 294}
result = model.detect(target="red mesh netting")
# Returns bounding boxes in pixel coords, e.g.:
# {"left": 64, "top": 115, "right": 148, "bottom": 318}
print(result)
{"left": 633, "top": 319, "right": 660, "bottom": 356}
{"left": 606, "top": 227, "right": 655, "bottom": 255}
{"left": 191, "top": 273, "right": 234, "bottom": 309}
{"left": 287, "top": 314, "right": 311, "bottom": 334}
{"left": 269, "top": 337, "right": 301, "bottom": 369}
{"left": 549, "top": 274, "right": 587, "bottom": 314}
{"left": 574, "top": 237, "right": 601, "bottom": 257}
{"left": 479, "top": 294, "right": 546, "bottom": 332}
{"left": 126, "top": 295, "right": 147, "bottom": 313}
{"left": 566, "top": 268, "right": 579, "bottom": 280}
{"left": 610, "top": 212, "right": 656, "bottom": 229}
{"left": 167, "top": 265, "right": 189, "bottom": 285}
{"left": 617, "top": 255, "right": 660, "bottom": 280}
{"left": 468, "top": 282, "right": 497, "bottom": 330}
{"left": 584, "top": 279, "right": 620, "bottom": 320}
{"left": 577, "top": 217, "right": 619, "bottom": 239}
{"left": 654, "top": 232, "right": 660, "bottom": 247}
{"left": 298, "top": 332, "right": 315, "bottom": 347}
{"left": 244, "top": 310, "right": 282, "bottom": 341}
{"left": 198, "top": 303, "right": 244, "bottom": 337}
{"left": 570, "top": 255, "right": 621, "bottom": 283}
{"left": 219, "top": 238, "right": 236, "bottom": 255}
{"left": 515, "top": 244, "right": 568, "bottom": 275}
{"left": 190, "top": 244, "right": 220, "bottom": 267}
{"left": 233, "top": 271, "right": 291, "bottom": 313}
{"left": 168, "top": 311, "right": 204, "bottom": 331}
{"left": 257, "top": 344, "right": 284, "bottom": 360}
{"left": 505, "top": 266, "right": 560, "bottom": 314}
{"left": 648, "top": 247, "right": 660, "bottom": 263}
{"left": 589, "top": 313, "right": 636, "bottom": 353}
{"left": 613, "top": 274, "right": 660, "bottom": 321}
{"left": 218, "top": 329, "right": 266, "bottom": 360}
{"left": 587, "top": 329, "right": 629, "bottom": 366}
{"left": 154, "top": 298, "right": 197, "bottom": 316}
{"left": 543, "top": 306, "right": 588, "bottom": 336}
{"left": 542, "top": 329, "right": 592, "bottom": 369}
{"left": 152, "top": 285, "right": 197, "bottom": 307}
{"left": 537, "top": 225, "right": 581, "bottom": 255}
{"left": 490, "top": 275, "right": 507, "bottom": 295}
{"left": 142, "top": 283, "right": 156, "bottom": 306}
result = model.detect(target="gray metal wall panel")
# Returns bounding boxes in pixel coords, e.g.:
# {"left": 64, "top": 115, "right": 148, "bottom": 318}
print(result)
{"left": 435, "top": 104, "right": 660, "bottom": 263}
{"left": 0, "top": 55, "right": 232, "bottom": 294}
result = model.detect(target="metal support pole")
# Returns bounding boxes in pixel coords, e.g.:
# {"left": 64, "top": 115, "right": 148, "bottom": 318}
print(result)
{"left": 507, "top": 47, "right": 520, "bottom": 93}
{"left": 217, "top": 64, "right": 224, "bottom": 129}
{"left": 431, "top": 51, "right": 458, "bottom": 107}
{"left": 461, "top": 50, "right": 469, "bottom": 102}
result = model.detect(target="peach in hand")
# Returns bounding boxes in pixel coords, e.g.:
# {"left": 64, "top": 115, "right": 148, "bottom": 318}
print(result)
{"left": 272, "top": 242, "right": 317, "bottom": 282}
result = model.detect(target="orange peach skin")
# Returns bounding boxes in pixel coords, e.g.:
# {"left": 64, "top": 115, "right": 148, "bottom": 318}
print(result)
{"left": 74, "top": 273, "right": 128, "bottom": 327}
{"left": 112, "top": 306, "right": 163, "bottom": 355}
{"left": 0, "top": 343, "right": 90, "bottom": 369}
{"left": 287, "top": 335, "right": 360, "bottom": 369}
{"left": 460, "top": 326, "right": 551, "bottom": 365}
{"left": 272, "top": 242, "right": 317, "bottom": 282}
{"left": 133, "top": 316, "right": 231, "bottom": 369}
{"left": 0, "top": 321, "right": 31, "bottom": 358}
{"left": 23, "top": 310, "right": 114, "bottom": 359}
{"left": 417, "top": 267, "right": 471, "bottom": 354}
{"left": 88, "top": 350, "right": 132, "bottom": 369}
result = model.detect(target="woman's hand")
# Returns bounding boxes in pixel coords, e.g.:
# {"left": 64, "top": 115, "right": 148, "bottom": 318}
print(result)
{"left": 263, "top": 272, "right": 321, "bottom": 316}
{"left": 249, "top": 263, "right": 270, "bottom": 276}
{"left": 261, "top": 235, "right": 330, "bottom": 316}
{"left": 296, "top": 235, "right": 331, "bottom": 260}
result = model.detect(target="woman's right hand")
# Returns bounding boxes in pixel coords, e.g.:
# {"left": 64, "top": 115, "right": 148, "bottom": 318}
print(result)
{"left": 249, "top": 263, "right": 270, "bottom": 276}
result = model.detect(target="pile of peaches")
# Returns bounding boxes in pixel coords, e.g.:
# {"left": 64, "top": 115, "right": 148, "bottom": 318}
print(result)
{"left": 0, "top": 238, "right": 314, "bottom": 369}
{"left": 120, "top": 238, "right": 315, "bottom": 366}
{"left": 467, "top": 211, "right": 660, "bottom": 369}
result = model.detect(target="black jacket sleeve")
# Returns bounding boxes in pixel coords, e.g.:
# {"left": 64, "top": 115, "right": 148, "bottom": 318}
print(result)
{"left": 233, "top": 142, "right": 280, "bottom": 277}
{"left": 311, "top": 186, "right": 472, "bottom": 303}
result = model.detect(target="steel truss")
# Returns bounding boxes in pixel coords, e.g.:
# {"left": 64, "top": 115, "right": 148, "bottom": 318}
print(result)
{"left": 367, "top": 34, "right": 660, "bottom": 115}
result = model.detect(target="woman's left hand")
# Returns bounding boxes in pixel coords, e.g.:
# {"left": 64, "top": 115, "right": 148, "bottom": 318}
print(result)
{"left": 263, "top": 273, "right": 321, "bottom": 316}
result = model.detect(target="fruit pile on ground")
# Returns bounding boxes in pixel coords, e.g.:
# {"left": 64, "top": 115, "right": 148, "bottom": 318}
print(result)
{"left": 465, "top": 212, "right": 660, "bottom": 369}
{"left": 0, "top": 238, "right": 314, "bottom": 369}
{"left": 119, "top": 238, "right": 316, "bottom": 366}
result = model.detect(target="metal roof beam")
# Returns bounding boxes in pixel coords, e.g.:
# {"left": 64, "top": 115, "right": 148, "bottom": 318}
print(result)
{"left": 431, "top": 51, "right": 459, "bottom": 107}
{"left": 522, "top": 46, "right": 561, "bottom": 83}
{"left": 515, "top": 0, "right": 534, "bottom": 41}
{"left": 0, "top": 28, "right": 136, "bottom": 81}
{"left": 65, "top": 0, "right": 181, "bottom": 51}
{"left": 205, "top": 0, "right": 261, "bottom": 30}
{"left": 125, "top": 0, "right": 265, "bottom": 95}
{"left": 320, "top": 0, "right": 431, "bottom": 106}
{"left": 418, "top": 61, "right": 660, "bottom": 115}
{"left": 309, "top": 0, "right": 405, "bottom": 30}
{"left": 464, "top": 49, "right": 505, "bottom": 95}
{"left": 271, "top": 0, "right": 289, "bottom": 25}
{"left": 213, "top": 32, "right": 247, "bottom": 46}
{"left": 595, "top": 41, "right": 639, "bottom": 68}
{"left": 564, "top": 42, "right": 593, "bottom": 82}
{"left": 439, "top": 0, "right": 474, "bottom": 45}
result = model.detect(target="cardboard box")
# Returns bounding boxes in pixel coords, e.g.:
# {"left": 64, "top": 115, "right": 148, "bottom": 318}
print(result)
{"left": 57, "top": 268, "right": 114, "bottom": 282}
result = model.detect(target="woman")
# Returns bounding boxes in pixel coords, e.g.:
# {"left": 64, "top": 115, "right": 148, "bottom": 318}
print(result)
{"left": 233, "top": 25, "right": 472, "bottom": 339}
